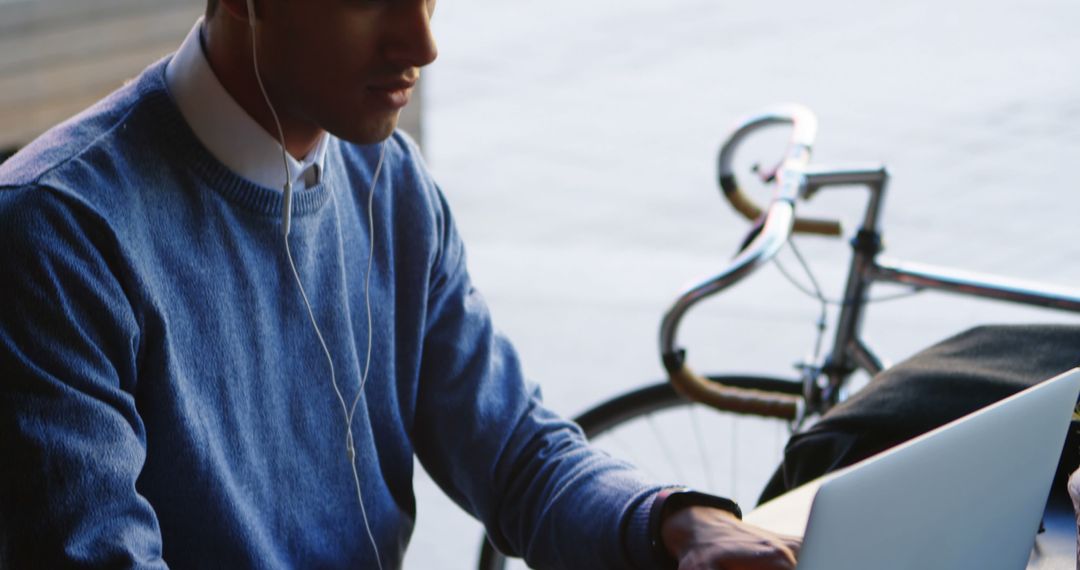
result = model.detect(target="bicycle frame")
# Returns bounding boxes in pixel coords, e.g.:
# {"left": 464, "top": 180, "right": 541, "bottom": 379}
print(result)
{"left": 660, "top": 106, "right": 1080, "bottom": 421}
{"left": 813, "top": 164, "right": 1080, "bottom": 412}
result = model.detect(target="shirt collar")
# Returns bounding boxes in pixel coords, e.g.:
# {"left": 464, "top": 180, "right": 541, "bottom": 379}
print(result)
{"left": 165, "top": 18, "right": 328, "bottom": 191}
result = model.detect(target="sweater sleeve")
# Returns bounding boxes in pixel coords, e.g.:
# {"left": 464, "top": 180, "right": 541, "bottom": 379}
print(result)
{"left": 0, "top": 186, "right": 167, "bottom": 568}
{"left": 410, "top": 188, "right": 662, "bottom": 569}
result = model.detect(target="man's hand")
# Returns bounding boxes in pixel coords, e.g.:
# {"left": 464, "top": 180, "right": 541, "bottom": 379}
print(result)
{"left": 660, "top": 505, "right": 802, "bottom": 569}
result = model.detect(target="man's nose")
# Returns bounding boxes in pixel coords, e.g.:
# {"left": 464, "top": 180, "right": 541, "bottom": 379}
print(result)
{"left": 384, "top": 1, "right": 438, "bottom": 69}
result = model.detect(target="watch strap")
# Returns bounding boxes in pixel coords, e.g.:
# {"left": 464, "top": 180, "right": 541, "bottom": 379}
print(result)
{"left": 648, "top": 487, "right": 743, "bottom": 569}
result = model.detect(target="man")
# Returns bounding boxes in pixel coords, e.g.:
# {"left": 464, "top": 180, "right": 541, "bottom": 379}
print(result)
{"left": 0, "top": 0, "right": 799, "bottom": 567}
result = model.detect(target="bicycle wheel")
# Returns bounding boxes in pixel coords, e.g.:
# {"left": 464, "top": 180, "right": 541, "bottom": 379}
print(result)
{"left": 477, "top": 374, "right": 802, "bottom": 570}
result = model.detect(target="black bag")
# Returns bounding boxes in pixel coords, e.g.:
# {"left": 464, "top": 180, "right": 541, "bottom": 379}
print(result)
{"left": 759, "top": 324, "right": 1080, "bottom": 505}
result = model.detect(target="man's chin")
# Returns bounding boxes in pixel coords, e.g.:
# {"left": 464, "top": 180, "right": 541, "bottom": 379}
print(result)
{"left": 331, "top": 114, "right": 400, "bottom": 146}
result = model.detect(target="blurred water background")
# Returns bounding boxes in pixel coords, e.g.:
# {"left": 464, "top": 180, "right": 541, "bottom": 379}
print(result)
{"left": 406, "top": 0, "right": 1080, "bottom": 567}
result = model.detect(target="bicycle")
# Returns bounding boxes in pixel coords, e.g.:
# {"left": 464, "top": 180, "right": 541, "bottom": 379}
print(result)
{"left": 476, "top": 104, "right": 1080, "bottom": 570}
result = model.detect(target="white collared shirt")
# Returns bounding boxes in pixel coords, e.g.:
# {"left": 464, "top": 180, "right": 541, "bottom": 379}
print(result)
{"left": 165, "top": 19, "right": 328, "bottom": 191}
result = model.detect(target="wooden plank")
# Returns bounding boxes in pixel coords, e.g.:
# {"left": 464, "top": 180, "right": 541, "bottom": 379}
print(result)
{"left": 0, "top": 4, "right": 200, "bottom": 74}
{"left": 0, "top": 0, "right": 191, "bottom": 35}
{"left": 0, "top": 39, "right": 184, "bottom": 110}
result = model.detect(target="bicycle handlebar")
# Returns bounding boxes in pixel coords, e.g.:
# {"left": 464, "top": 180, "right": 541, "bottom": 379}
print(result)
{"left": 659, "top": 197, "right": 801, "bottom": 420}
{"left": 658, "top": 104, "right": 832, "bottom": 420}
{"left": 717, "top": 104, "right": 842, "bottom": 237}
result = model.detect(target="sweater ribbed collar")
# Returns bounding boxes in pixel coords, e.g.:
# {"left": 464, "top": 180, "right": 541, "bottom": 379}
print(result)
{"left": 142, "top": 58, "right": 335, "bottom": 220}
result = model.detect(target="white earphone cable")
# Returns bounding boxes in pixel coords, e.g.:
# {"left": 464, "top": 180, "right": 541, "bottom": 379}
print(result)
{"left": 283, "top": 231, "right": 386, "bottom": 570}
{"left": 247, "top": 6, "right": 384, "bottom": 569}
{"left": 350, "top": 148, "right": 384, "bottom": 420}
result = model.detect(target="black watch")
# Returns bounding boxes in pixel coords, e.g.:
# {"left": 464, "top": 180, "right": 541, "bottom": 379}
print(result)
{"left": 648, "top": 487, "right": 743, "bottom": 569}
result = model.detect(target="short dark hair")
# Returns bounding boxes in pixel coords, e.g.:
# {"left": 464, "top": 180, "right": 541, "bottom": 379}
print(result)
{"left": 206, "top": 0, "right": 219, "bottom": 18}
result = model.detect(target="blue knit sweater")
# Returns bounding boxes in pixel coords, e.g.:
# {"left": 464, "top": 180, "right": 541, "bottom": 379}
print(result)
{"left": 0, "top": 58, "right": 660, "bottom": 569}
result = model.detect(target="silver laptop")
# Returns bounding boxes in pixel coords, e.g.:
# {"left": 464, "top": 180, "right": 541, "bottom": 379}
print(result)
{"left": 745, "top": 367, "right": 1080, "bottom": 570}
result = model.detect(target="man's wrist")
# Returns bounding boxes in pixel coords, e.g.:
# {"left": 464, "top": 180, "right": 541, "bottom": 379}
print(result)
{"left": 647, "top": 487, "right": 742, "bottom": 568}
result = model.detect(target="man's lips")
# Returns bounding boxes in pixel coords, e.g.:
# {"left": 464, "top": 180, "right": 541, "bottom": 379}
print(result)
{"left": 367, "top": 78, "right": 417, "bottom": 109}
{"left": 370, "top": 79, "right": 417, "bottom": 91}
